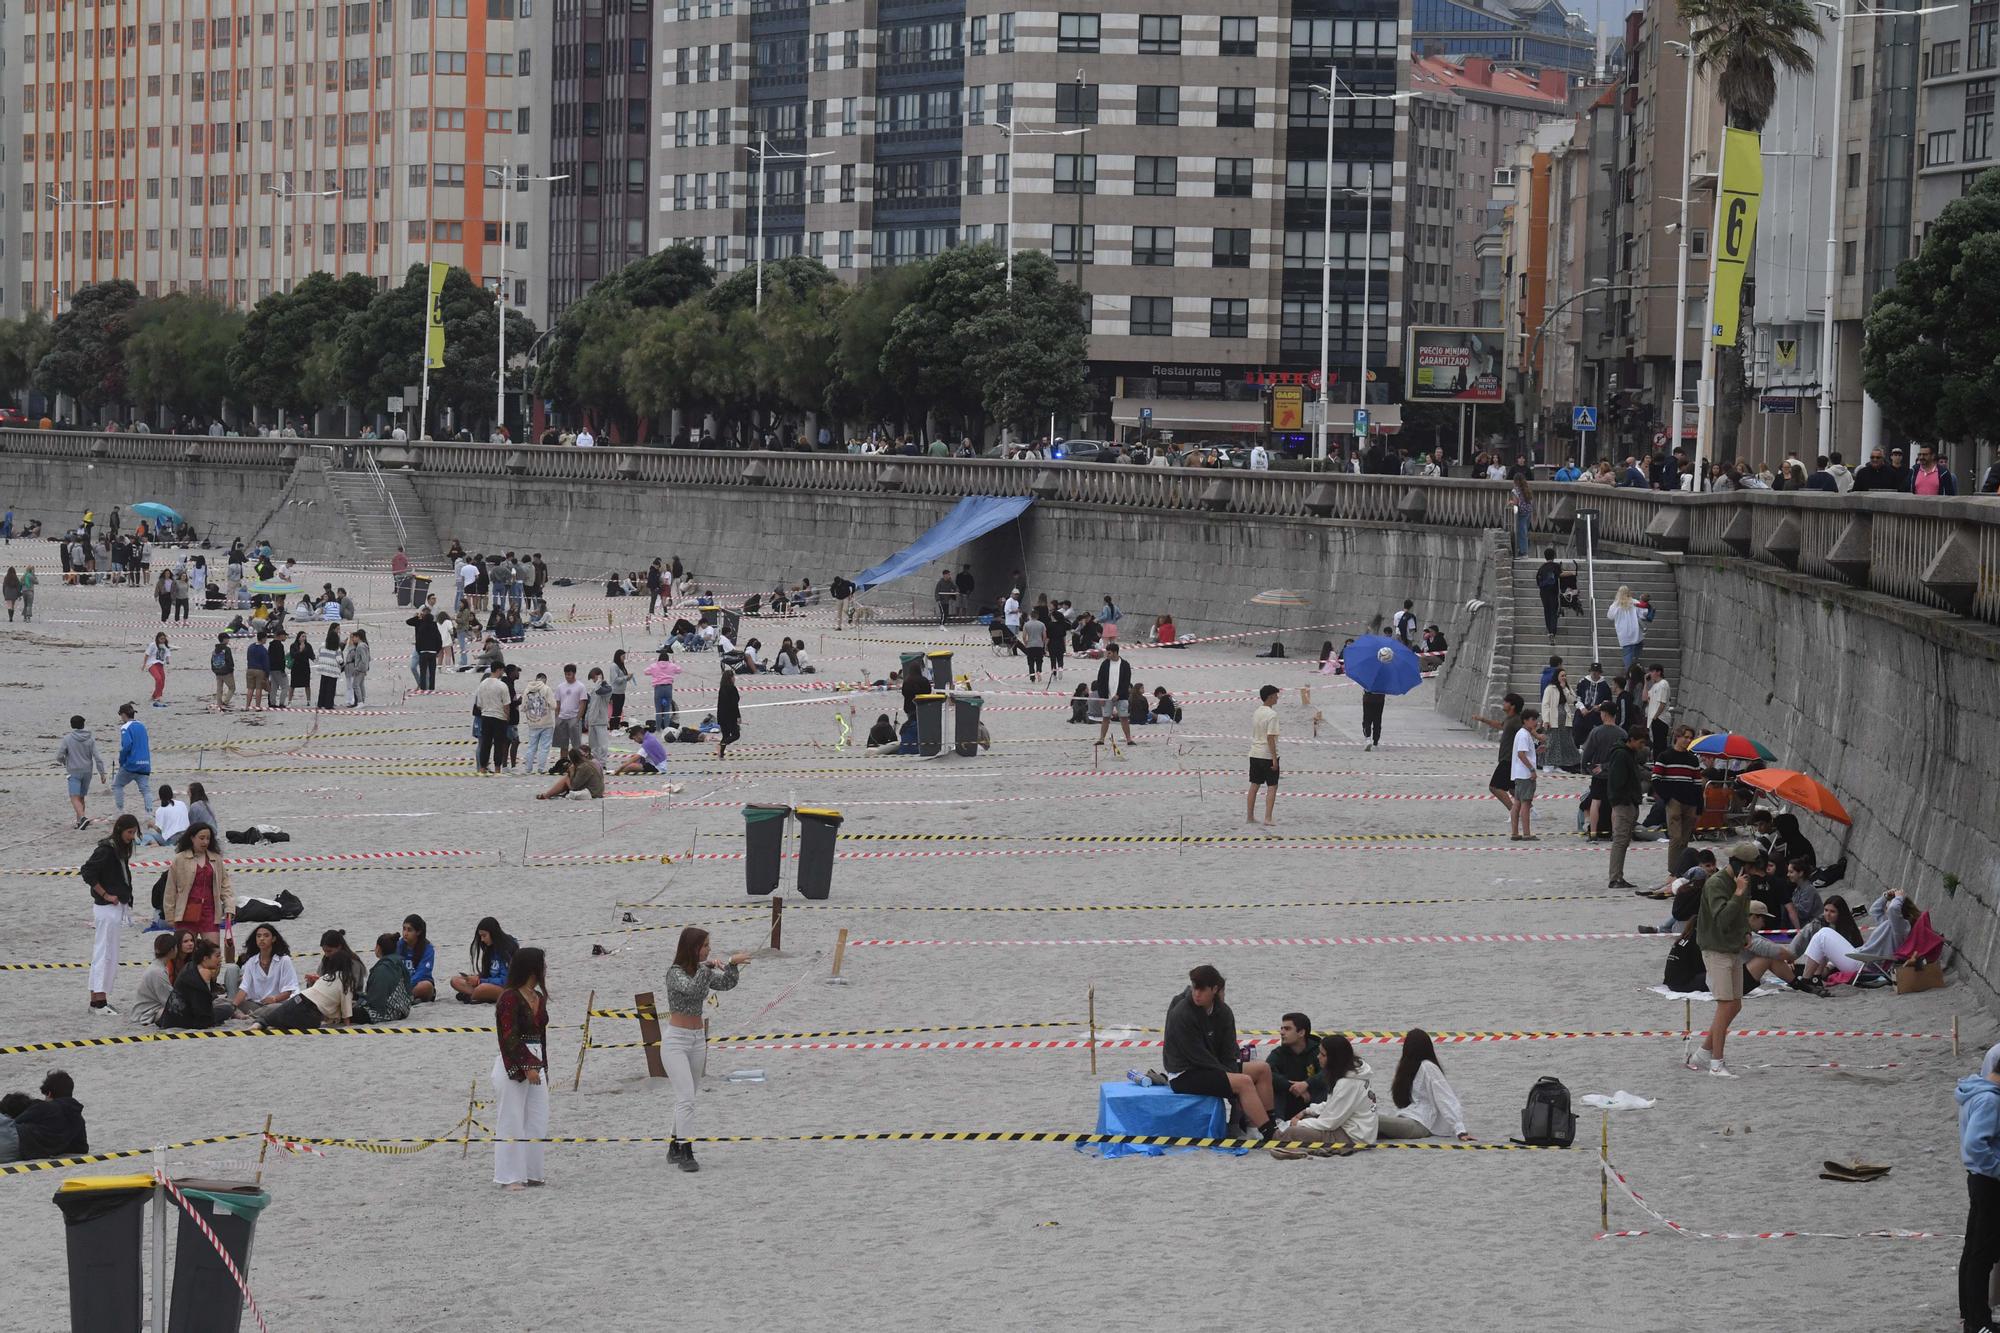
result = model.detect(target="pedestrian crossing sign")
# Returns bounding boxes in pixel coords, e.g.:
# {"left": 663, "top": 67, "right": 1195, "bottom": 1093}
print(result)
{"left": 1572, "top": 406, "right": 1597, "bottom": 431}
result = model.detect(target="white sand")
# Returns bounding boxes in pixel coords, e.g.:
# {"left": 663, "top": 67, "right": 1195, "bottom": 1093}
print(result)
{"left": 0, "top": 566, "right": 1974, "bottom": 1330}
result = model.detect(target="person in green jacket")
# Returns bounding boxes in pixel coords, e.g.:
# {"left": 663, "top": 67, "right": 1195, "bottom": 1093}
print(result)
{"left": 1603, "top": 726, "right": 1648, "bottom": 889}
{"left": 1687, "top": 842, "right": 1759, "bottom": 1078}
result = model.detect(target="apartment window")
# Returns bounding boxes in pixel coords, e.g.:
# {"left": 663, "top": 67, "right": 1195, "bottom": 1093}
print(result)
{"left": 998, "top": 12, "right": 1014, "bottom": 52}
{"left": 1290, "top": 16, "right": 1396, "bottom": 58}
{"left": 965, "top": 155, "right": 983, "bottom": 195}
{"left": 675, "top": 112, "right": 689, "bottom": 147}
{"left": 1054, "top": 154, "right": 1096, "bottom": 193}
{"left": 995, "top": 153, "right": 1010, "bottom": 194}
{"left": 1218, "top": 88, "right": 1256, "bottom": 128}
{"left": 840, "top": 163, "right": 856, "bottom": 202}
{"left": 1849, "top": 62, "right": 1866, "bottom": 98}
{"left": 1843, "top": 238, "right": 1857, "bottom": 274}
{"left": 695, "top": 173, "right": 710, "bottom": 209}
{"left": 1131, "top": 295, "right": 1172, "bottom": 337}
{"left": 1220, "top": 16, "right": 1256, "bottom": 55}
{"left": 1214, "top": 157, "right": 1253, "bottom": 198}
{"left": 842, "top": 97, "right": 858, "bottom": 134}
{"left": 1133, "top": 226, "right": 1175, "bottom": 266}
{"left": 839, "top": 231, "right": 855, "bottom": 268}
{"left": 1282, "top": 228, "right": 1323, "bottom": 269}
{"left": 1056, "top": 82, "right": 1098, "bottom": 124}
{"left": 968, "top": 86, "right": 986, "bottom": 125}
{"left": 1057, "top": 12, "right": 1099, "bottom": 52}
{"left": 486, "top": 52, "right": 514, "bottom": 76}
{"left": 1846, "top": 151, "right": 1861, "bottom": 188}
{"left": 813, "top": 33, "right": 829, "bottom": 69}
{"left": 1968, "top": 79, "right": 1996, "bottom": 160}
{"left": 969, "top": 15, "right": 987, "bottom": 55}
{"left": 1926, "top": 129, "right": 1957, "bottom": 166}
{"left": 1211, "top": 227, "right": 1250, "bottom": 268}
{"left": 1689, "top": 228, "right": 1708, "bottom": 257}
{"left": 997, "top": 83, "right": 1014, "bottom": 123}
{"left": 1137, "top": 86, "right": 1179, "bottom": 126}
{"left": 1138, "top": 14, "right": 1180, "bottom": 53}
{"left": 1931, "top": 40, "right": 1962, "bottom": 76}
{"left": 1209, "top": 298, "right": 1248, "bottom": 338}
{"left": 1052, "top": 223, "right": 1094, "bottom": 264}
{"left": 1131, "top": 156, "right": 1176, "bottom": 196}
{"left": 1975, "top": 2, "right": 1998, "bottom": 69}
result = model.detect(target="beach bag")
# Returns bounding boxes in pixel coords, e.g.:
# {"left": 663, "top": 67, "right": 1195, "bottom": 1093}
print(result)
{"left": 150, "top": 871, "right": 168, "bottom": 916}
{"left": 1516, "top": 1076, "right": 1577, "bottom": 1148}
{"left": 236, "top": 889, "right": 304, "bottom": 923}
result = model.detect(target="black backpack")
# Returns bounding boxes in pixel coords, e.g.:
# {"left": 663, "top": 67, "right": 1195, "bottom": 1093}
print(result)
{"left": 1516, "top": 1076, "right": 1577, "bottom": 1147}
{"left": 830, "top": 576, "right": 855, "bottom": 601}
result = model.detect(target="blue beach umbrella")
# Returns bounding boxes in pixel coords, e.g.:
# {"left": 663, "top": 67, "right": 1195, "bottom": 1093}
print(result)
{"left": 131, "top": 501, "right": 183, "bottom": 526}
{"left": 1340, "top": 634, "right": 1423, "bottom": 695}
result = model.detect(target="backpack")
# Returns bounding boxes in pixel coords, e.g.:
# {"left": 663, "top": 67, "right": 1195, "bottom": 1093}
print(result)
{"left": 830, "top": 576, "right": 855, "bottom": 601}
{"left": 237, "top": 889, "right": 304, "bottom": 923}
{"left": 1536, "top": 563, "right": 1559, "bottom": 590}
{"left": 211, "top": 646, "right": 230, "bottom": 674}
{"left": 1516, "top": 1076, "right": 1577, "bottom": 1147}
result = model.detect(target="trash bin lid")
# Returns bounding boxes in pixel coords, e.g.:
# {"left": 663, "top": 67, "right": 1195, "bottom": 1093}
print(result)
{"left": 925, "top": 650, "right": 952, "bottom": 659}
{"left": 176, "top": 1181, "right": 273, "bottom": 1219}
{"left": 742, "top": 804, "right": 791, "bottom": 823}
{"left": 56, "top": 1174, "right": 156, "bottom": 1194}
{"left": 795, "top": 807, "right": 842, "bottom": 818}
{"left": 955, "top": 695, "right": 983, "bottom": 706}
{"left": 796, "top": 808, "right": 843, "bottom": 825}
{"left": 916, "top": 692, "right": 947, "bottom": 701}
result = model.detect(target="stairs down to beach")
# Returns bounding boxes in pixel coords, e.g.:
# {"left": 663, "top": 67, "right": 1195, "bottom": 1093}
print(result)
{"left": 325, "top": 468, "right": 448, "bottom": 572}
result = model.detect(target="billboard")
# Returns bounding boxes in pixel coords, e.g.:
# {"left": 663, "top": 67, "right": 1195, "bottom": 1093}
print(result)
{"left": 1406, "top": 327, "right": 1505, "bottom": 403}
{"left": 1269, "top": 385, "right": 1304, "bottom": 431}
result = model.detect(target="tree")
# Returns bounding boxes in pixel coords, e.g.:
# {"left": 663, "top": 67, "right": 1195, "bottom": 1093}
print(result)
{"left": 536, "top": 243, "right": 713, "bottom": 438}
{"left": 33, "top": 280, "right": 142, "bottom": 421}
{"left": 1680, "top": 0, "right": 1820, "bottom": 459}
{"left": 828, "top": 264, "right": 923, "bottom": 427}
{"left": 0, "top": 312, "right": 53, "bottom": 399}
{"left": 227, "top": 272, "right": 378, "bottom": 417}
{"left": 123, "top": 295, "right": 246, "bottom": 424}
{"left": 332, "top": 264, "right": 537, "bottom": 436}
{"left": 1862, "top": 167, "right": 2000, "bottom": 445}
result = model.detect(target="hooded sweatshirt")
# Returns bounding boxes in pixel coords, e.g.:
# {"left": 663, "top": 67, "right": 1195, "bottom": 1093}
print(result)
{"left": 117, "top": 718, "right": 152, "bottom": 774}
{"left": 1161, "top": 987, "right": 1227, "bottom": 1076}
{"left": 1960, "top": 1075, "right": 2000, "bottom": 1178}
{"left": 1286, "top": 1060, "right": 1379, "bottom": 1143}
{"left": 13, "top": 1096, "right": 88, "bottom": 1159}
{"left": 59, "top": 728, "right": 107, "bottom": 780}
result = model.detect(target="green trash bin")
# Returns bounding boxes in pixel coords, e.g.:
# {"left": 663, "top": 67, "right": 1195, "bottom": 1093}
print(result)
{"left": 914, "top": 693, "right": 946, "bottom": 757}
{"left": 953, "top": 694, "right": 984, "bottom": 757}
{"left": 53, "top": 1175, "right": 153, "bottom": 1333}
{"left": 926, "top": 650, "right": 954, "bottom": 692}
{"left": 168, "top": 1180, "right": 273, "bottom": 1333}
{"left": 795, "top": 807, "right": 843, "bottom": 900}
{"left": 742, "top": 804, "right": 791, "bottom": 896}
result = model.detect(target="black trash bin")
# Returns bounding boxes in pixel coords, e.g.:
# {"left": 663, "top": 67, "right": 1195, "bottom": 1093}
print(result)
{"left": 721, "top": 610, "right": 742, "bottom": 642}
{"left": 926, "top": 650, "right": 954, "bottom": 692}
{"left": 953, "top": 694, "right": 984, "bottom": 757}
{"left": 167, "top": 1180, "right": 272, "bottom": 1333}
{"left": 898, "top": 652, "right": 926, "bottom": 685}
{"left": 1573, "top": 508, "right": 1600, "bottom": 561}
{"left": 914, "top": 693, "right": 946, "bottom": 757}
{"left": 409, "top": 572, "right": 432, "bottom": 608}
{"left": 52, "top": 1174, "right": 152, "bottom": 1333}
{"left": 742, "top": 804, "right": 790, "bottom": 896}
{"left": 795, "top": 807, "right": 843, "bottom": 900}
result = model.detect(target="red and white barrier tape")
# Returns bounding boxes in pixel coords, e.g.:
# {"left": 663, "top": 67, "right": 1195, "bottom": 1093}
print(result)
{"left": 1598, "top": 1160, "right": 1955, "bottom": 1241}
{"left": 11, "top": 848, "right": 481, "bottom": 874}
{"left": 848, "top": 931, "right": 1653, "bottom": 948}
{"left": 156, "top": 1171, "right": 271, "bottom": 1333}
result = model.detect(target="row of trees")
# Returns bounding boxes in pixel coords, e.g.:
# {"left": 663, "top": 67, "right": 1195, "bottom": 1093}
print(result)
{"left": 535, "top": 242, "right": 1091, "bottom": 443}
{"left": 0, "top": 266, "right": 536, "bottom": 430}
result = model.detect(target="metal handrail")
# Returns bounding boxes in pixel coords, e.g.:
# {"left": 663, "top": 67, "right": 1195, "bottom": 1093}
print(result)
{"left": 362, "top": 448, "right": 408, "bottom": 551}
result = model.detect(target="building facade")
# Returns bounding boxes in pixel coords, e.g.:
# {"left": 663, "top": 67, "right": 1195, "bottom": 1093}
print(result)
{"left": 16, "top": 0, "right": 553, "bottom": 323}
{"left": 1410, "top": 0, "right": 1591, "bottom": 76}
{"left": 652, "top": 0, "right": 1411, "bottom": 441}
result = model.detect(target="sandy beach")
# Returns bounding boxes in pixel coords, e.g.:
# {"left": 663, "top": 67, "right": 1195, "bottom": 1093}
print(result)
{"left": 0, "top": 564, "right": 1973, "bottom": 1331}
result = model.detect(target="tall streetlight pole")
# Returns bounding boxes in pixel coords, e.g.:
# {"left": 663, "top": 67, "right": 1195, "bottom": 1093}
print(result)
{"left": 743, "top": 132, "right": 833, "bottom": 310}
{"left": 485, "top": 162, "right": 568, "bottom": 435}
{"left": 45, "top": 190, "right": 117, "bottom": 318}
{"left": 1309, "top": 79, "right": 1413, "bottom": 465}
{"left": 994, "top": 123, "right": 1090, "bottom": 292}
{"left": 1807, "top": 0, "right": 1952, "bottom": 459}
{"left": 267, "top": 177, "right": 339, "bottom": 304}
{"left": 1666, "top": 40, "right": 1698, "bottom": 457}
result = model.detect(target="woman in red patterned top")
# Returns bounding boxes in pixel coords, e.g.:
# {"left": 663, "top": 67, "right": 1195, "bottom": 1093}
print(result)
{"left": 492, "top": 946, "right": 549, "bottom": 1191}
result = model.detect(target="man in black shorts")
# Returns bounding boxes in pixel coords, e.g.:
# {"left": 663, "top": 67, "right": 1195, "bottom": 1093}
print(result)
{"left": 1246, "top": 684, "right": 1281, "bottom": 826}
{"left": 1153, "top": 964, "right": 1277, "bottom": 1139}
{"left": 1474, "top": 692, "right": 1524, "bottom": 822}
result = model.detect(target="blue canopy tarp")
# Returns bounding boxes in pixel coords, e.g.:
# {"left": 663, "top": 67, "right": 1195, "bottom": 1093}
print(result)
{"left": 850, "top": 495, "right": 1034, "bottom": 593}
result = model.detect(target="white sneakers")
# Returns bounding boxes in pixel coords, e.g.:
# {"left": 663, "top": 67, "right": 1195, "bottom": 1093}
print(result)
{"left": 89, "top": 1002, "right": 120, "bottom": 1017}
{"left": 1684, "top": 1047, "right": 1738, "bottom": 1077}
{"left": 1707, "top": 1061, "right": 1739, "bottom": 1078}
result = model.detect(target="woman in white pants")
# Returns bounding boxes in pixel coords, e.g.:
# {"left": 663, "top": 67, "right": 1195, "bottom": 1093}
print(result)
{"left": 662, "top": 926, "right": 750, "bottom": 1173}
{"left": 82, "top": 814, "right": 141, "bottom": 1016}
{"left": 491, "top": 946, "right": 550, "bottom": 1190}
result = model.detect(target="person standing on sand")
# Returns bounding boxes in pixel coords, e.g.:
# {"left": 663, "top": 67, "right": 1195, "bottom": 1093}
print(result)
{"left": 1685, "top": 842, "right": 1757, "bottom": 1078}
{"left": 663, "top": 926, "right": 750, "bottom": 1172}
{"left": 492, "top": 947, "right": 550, "bottom": 1190}
{"left": 83, "top": 814, "right": 140, "bottom": 1015}
{"left": 1509, "top": 709, "right": 1541, "bottom": 841}
{"left": 1473, "top": 693, "right": 1523, "bottom": 824}
{"left": 1246, "top": 684, "right": 1281, "bottom": 826}
{"left": 58, "top": 715, "right": 109, "bottom": 829}
{"left": 716, "top": 670, "right": 742, "bottom": 759}
{"left": 144, "top": 633, "right": 172, "bottom": 707}
{"left": 1956, "top": 1046, "right": 2000, "bottom": 1333}
{"left": 16, "top": 565, "right": 33, "bottom": 621}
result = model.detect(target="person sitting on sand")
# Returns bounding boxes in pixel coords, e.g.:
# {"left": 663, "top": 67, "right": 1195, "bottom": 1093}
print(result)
{"left": 398, "top": 914, "right": 438, "bottom": 1002}
{"left": 1793, "top": 895, "right": 1868, "bottom": 987}
{"left": 870, "top": 715, "right": 917, "bottom": 756}
{"left": 13, "top": 1071, "right": 88, "bottom": 1160}
{"left": 1265, "top": 1012, "right": 1326, "bottom": 1121}
{"left": 130, "top": 934, "right": 183, "bottom": 1025}
{"left": 259, "top": 933, "right": 361, "bottom": 1029}
{"left": 863, "top": 713, "right": 897, "bottom": 750}
{"left": 1377, "top": 1029, "right": 1473, "bottom": 1141}
{"left": 158, "top": 939, "right": 230, "bottom": 1028}
{"left": 1144, "top": 964, "right": 1280, "bottom": 1140}
{"left": 358, "top": 933, "right": 414, "bottom": 1023}
{"left": 1069, "top": 682, "right": 1091, "bottom": 723}
{"left": 1151, "top": 687, "right": 1183, "bottom": 723}
{"left": 618, "top": 724, "right": 672, "bottom": 775}
{"left": 1267, "top": 1035, "right": 1378, "bottom": 1159}
{"left": 450, "top": 917, "right": 517, "bottom": 1004}
{"left": 537, "top": 747, "right": 605, "bottom": 800}
{"left": 232, "top": 923, "right": 300, "bottom": 1023}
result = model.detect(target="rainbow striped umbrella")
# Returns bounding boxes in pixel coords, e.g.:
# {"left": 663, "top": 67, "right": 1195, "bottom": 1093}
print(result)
{"left": 1689, "top": 733, "right": 1776, "bottom": 762}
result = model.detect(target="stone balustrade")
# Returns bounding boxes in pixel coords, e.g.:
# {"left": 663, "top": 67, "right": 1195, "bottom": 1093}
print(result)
{"left": 6, "top": 428, "right": 1996, "bottom": 628}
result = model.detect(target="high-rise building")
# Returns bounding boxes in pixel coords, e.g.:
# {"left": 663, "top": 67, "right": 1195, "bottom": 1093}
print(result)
{"left": 546, "top": 0, "right": 652, "bottom": 315}
{"left": 0, "top": 0, "right": 21, "bottom": 314}
{"left": 1410, "top": 0, "right": 1593, "bottom": 77}
{"left": 652, "top": 0, "right": 1409, "bottom": 441}
{"left": 16, "top": 0, "right": 553, "bottom": 323}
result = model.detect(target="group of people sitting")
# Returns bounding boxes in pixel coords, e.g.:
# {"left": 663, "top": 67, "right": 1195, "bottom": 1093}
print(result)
{"left": 1067, "top": 682, "right": 1181, "bottom": 726}
{"left": 0, "top": 1072, "right": 89, "bottom": 1164}
{"left": 1131, "top": 964, "right": 1473, "bottom": 1156}
{"left": 717, "top": 634, "right": 814, "bottom": 675}
{"left": 130, "top": 914, "right": 443, "bottom": 1030}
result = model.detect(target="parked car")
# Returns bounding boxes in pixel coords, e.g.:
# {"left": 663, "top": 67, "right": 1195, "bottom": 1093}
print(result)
{"left": 0, "top": 407, "right": 29, "bottom": 426}
{"left": 1052, "top": 439, "right": 1115, "bottom": 462}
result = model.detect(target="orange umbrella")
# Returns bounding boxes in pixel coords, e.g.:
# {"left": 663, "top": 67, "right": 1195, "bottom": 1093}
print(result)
{"left": 1737, "top": 769, "right": 1852, "bottom": 826}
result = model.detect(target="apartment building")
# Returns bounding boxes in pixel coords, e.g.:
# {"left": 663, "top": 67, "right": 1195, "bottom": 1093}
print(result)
{"left": 546, "top": 0, "right": 653, "bottom": 315}
{"left": 1405, "top": 53, "right": 1565, "bottom": 330}
{"left": 17, "top": 0, "right": 553, "bottom": 323}
{"left": 1410, "top": 0, "right": 1592, "bottom": 77}
{"left": 652, "top": 0, "right": 1410, "bottom": 438}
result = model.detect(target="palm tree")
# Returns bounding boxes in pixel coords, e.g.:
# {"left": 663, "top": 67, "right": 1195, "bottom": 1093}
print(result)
{"left": 1677, "top": 0, "right": 1821, "bottom": 458}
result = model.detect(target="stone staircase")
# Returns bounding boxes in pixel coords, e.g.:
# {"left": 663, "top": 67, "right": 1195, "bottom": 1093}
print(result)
{"left": 1502, "top": 554, "right": 1683, "bottom": 699}
{"left": 325, "top": 467, "right": 448, "bottom": 572}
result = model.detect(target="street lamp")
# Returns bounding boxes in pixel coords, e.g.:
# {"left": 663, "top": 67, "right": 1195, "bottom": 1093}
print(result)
{"left": 1665, "top": 40, "right": 1699, "bottom": 456}
{"left": 742, "top": 133, "right": 834, "bottom": 310}
{"left": 1523, "top": 282, "right": 1692, "bottom": 455}
{"left": 1807, "top": 0, "right": 1953, "bottom": 459}
{"left": 45, "top": 190, "right": 117, "bottom": 318}
{"left": 1308, "top": 79, "right": 1413, "bottom": 465}
{"left": 993, "top": 122, "right": 1091, "bottom": 292}
{"left": 266, "top": 177, "right": 339, "bottom": 303}
{"left": 485, "top": 162, "right": 568, "bottom": 435}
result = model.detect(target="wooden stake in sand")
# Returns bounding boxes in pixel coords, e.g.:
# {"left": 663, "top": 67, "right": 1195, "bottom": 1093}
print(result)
{"left": 635, "top": 991, "right": 667, "bottom": 1078}
{"left": 1088, "top": 986, "right": 1098, "bottom": 1075}
{"left": 1599, "top": 1114, "right": 1610, "bottom": 1233}
{"left": 831, "top": 928, "right": 849, "bottom": 978}
{"left": 770, "top": 896, "right": 784, "bottom": 952}
{"left": 1683, "top": 998, "right": 1691, "bottom": 1043}
{"left": 1955, "top": 1013, "right": 1962, "bottom": 1059}
{"left": 572, "top": 988, "right": 597, "bottom": 1091}
{"left": 460, "top": 1078, "right": 477, "bottom": 1159}
{"left": 255, "top": 1112, "right": 273, "bottom": 1187}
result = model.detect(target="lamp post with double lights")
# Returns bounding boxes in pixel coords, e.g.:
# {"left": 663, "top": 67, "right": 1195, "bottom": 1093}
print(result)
{"left": 485, "top": 162, "right": 568, "bottom": 434}
{"left": 743, "top": 133, "right": 834, "bottom": 310}
{"left": 1308, "top": 79, "right": 1413, "bottom": 465}
{"left": 266, "top": 177, "right": 339, "bottom": 303}
{"left": 993, "top": 122, "right": 1091, "bottom": 292}
{"left": 45, "top": 190, "right": 117, "bottom": 318}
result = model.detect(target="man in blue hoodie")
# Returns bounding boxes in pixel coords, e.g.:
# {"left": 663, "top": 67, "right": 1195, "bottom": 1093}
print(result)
{"left": 1958, "top": 1046, "right": 2000, "bottom": 1333}
{"left": 111, "top": 702, "right": 155, "bottom": 817}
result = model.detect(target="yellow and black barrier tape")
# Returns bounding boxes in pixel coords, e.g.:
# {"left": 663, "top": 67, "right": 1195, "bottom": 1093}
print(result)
{"left": 0, "top": 1132, "right": 256, "bottom": 1176}
{"left": 0, "top": 1024, "right": 495, "bottom": 1057}
{"left": 273, "top": 1129, "right": 1559, "bottom": 1153}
